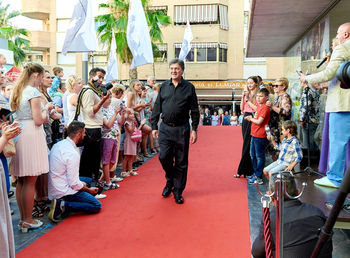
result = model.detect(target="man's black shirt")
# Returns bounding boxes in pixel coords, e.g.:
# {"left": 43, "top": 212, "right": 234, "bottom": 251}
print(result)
{"left": 151, "top": 78, "right": 199, "bottom": 131}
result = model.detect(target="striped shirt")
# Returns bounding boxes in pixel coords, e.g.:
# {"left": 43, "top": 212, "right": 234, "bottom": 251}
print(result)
{"left": 276, "top": 136, "right": 303, "bottom": 166}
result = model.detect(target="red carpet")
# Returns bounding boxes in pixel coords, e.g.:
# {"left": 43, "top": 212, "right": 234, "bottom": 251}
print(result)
{"left": 17, "top": 126, "right": 251, "bottom": 258}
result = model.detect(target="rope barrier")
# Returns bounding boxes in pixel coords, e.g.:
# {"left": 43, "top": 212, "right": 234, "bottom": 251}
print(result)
{"left": 262, "top": 197, "right": 274, "bottom": 258}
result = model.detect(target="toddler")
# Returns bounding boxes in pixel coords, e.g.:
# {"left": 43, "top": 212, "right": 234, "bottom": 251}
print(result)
{"left": 48, "top": 67, "right": 64, "bottom": 98}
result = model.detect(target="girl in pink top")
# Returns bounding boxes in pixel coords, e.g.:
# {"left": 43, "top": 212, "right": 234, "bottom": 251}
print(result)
{"left": 121, "top": 109, "right": 146, "bottom": 178}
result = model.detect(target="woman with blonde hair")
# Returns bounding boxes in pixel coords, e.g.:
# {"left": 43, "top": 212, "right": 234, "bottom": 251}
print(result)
{"left": 266, "top": 77, "right": 292, "bottom": 159}
{"left": 10, "top": 63, "right": 51, "bottom": 232}
{"left": 66, "top": 75, "right": 84, "bottom": 125}
{"left": 234, "top": 76, "right": 259, "bottom": 178}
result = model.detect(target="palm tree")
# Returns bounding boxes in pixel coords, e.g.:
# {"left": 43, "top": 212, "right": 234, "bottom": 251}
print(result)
{"left": 95, "top": 0, "right": 171, "bottom": 79}
{"left": 0, "top": 1, "right": 30, "bottom": 66}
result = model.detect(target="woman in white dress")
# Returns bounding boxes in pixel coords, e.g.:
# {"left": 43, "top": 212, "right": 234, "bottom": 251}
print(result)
{"left": 10, "top": 63, "right": 51, "bottom": 232}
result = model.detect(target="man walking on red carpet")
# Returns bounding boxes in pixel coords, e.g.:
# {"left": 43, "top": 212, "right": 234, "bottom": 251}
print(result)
{"left": 151, "top": 58, "right": 199, "bottom": 204}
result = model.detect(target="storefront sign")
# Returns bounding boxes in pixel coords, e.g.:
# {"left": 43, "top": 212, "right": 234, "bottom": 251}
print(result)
{"left": 191, "top": 81, "right": 246, "bottom": 89}
{"left": 191, "top": 80, "right": 274, "bottom": 89}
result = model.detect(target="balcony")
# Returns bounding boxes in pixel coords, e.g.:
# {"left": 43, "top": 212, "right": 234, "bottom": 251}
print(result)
{"left": 21, "top": 0, "right": 50, "bottom": 20}
{"left": 28, "top": 31, "right": 51, "bottom": 50}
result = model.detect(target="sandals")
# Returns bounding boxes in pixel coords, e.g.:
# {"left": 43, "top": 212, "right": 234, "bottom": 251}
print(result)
{"left": 20, "top": 219, "right": 43, "bottom": 233}
{"left": 35, "top": 200, "right": 50, "bottom": 212}
{"left": 32, "top": 205, "right": 44, "bottom": 218}
{"left": 103, "top": 182, "right": 120, "bottom": 190}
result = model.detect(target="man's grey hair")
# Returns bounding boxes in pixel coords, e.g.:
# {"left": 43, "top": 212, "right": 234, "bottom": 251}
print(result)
{"left": 169, "top": 58, "right": 185, "bottom": 71}
{"left": 269, "top": 173, "right": 298, "bottom": 200}
{"left": 147, "top": 75, "right": 155, "bottom": 82}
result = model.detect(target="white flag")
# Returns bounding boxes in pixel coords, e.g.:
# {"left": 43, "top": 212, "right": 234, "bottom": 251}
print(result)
{"left": 127, "top": 0, "right": 154, "bottom": 69}
{"left": 179, "top": 21, "right": 193, "bottom": 61}
{"left": 62, "top": 0, "right": 97, "bottom": 55}
{"left": 105, "top": 33, "right": 119, "bottom": 82}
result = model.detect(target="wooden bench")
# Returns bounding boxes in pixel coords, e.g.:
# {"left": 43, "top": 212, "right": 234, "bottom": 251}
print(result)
{"left": 294, "top": 173, "right": 350, "bottom": 229}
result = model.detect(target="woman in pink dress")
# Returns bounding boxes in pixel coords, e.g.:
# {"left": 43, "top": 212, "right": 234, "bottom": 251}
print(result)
{"left": 10, "top": 63, "right": 51, "bottom": 232}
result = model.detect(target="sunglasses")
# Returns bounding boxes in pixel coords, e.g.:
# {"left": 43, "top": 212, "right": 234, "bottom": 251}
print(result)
{"left": 272, "top": 84, "right": 283, "bottom": 87}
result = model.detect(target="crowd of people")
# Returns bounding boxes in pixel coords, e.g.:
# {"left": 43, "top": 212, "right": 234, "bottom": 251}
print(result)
{"left": 0, "top": 59, "right": 163, "bottom": 255}
{"left": 200, "top": 108, "right": 241, "bottom": 126}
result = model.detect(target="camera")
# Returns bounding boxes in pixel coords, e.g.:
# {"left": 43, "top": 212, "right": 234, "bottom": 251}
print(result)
{"left": 336, "top": 61, "right": 350, "bottom": 89}
{"left": 100, "top": 82, "right": 113, "bottom": 96}
{"left": 119, "top": 101, "right": 125, "bottom": 110}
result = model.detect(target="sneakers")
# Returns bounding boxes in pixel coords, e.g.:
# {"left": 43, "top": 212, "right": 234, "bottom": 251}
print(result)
{"left": 48, "top": 199, "right": 64, "bottom": 223}
{"left": 95, "top": 194, "right": 107, "bottom": 199}
{"left": 314, "top": 176, "right": 339, "bottom": 188}
{"left": 248, "top": 176, "right": 263, "bottom": 185}
{"left": 111, "top": 176, "right": 123, "bottom": 183}
{"left": 103, "top": 182, "right": 120, "bottom": 190}
{"left": 130, "top": 171, "right": 139, "bottom": 176}
{"left": 121, "top": 171, "right": 130, "bottom": 178}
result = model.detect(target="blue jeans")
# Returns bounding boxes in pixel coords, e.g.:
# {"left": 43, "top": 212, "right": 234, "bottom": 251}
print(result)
{"left": 327, "top": 112, "right": 350, "bottom": 186}
{"left": 62, "top": 191, "right": 101, "bottom": 214}
{"left": 250, "top": 136, "right": 268, "bottom": 178}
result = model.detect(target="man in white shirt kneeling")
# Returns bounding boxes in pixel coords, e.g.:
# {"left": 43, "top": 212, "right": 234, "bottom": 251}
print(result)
{"left": 48, "top": 121, "right": 101, "bottom": 222}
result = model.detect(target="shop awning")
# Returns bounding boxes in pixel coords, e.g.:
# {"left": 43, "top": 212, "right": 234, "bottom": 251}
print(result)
{"left": 246, "top": 0, "right": 340, "bottom": 57}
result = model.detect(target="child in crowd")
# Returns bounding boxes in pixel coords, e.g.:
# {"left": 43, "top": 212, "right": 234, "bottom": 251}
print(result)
{"left": 230, "top": 111, "right": 238, "bottom": 126}
{"left": 245, "top": 88, "right": 270, "bottom": 184}
{"left": 109, "top": 84, "right": 125, "bottom": 173}
{"left": 48, "top": 67, "right": 64, "bottom": 98}
{"left": 110, "top": 84, "right": 125, "bottom": 108}
{"left": 101, "top": 95, "right": 125, "bottom": 190}
{"left": 238, "top": 112, "right": 244, "bottom": 125}
{"left": 263, "top": 120, "right": 303, "bottom": 179}
{"left": 121, "top": 109, "right": 145, "bottom": 178}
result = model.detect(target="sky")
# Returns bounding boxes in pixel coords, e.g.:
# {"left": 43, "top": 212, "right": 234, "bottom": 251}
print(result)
{"left": 2, "top": 0, "right": 42, "bottom": 30}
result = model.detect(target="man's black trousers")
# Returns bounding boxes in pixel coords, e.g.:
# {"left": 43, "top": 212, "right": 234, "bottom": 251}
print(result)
{"left": 79, "top": 128, "right": 102, "bottom": 180}
{"left": 158, "top": 122, "right": 190, "bottom": 195}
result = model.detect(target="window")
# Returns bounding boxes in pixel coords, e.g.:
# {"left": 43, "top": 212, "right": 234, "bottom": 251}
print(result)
{"left": 174, "top": 42, "right": 227, "bottom": 62}
{"left": 207, "top": 48, "right": 217, "bottom": 61}
{"left": 174, "top": 47, "right": 194, "bottom": 62}
{"left": 219, "top": 44, "right": 228, "bottom": 62}
{"left": 197, "top": 48, "right": 206, "bottom": 62}
{"left": 174, "top": 4, "right": 229, "bottom": 30}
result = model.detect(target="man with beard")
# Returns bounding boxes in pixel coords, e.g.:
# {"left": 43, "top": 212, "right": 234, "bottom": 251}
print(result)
{"left": 48, "top": 121, "right": 101, "bottom": 222}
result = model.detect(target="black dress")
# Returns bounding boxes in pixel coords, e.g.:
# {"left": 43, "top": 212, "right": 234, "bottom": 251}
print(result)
{"left": 236, "top": 112, "right": 254, "bottom": 176}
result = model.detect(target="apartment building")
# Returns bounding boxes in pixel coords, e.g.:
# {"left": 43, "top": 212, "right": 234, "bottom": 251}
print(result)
{"left": 21, "top": 0, "right": 285, "bottom": 109}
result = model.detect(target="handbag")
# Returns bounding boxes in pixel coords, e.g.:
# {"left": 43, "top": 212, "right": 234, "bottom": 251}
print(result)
{"left": 3, "top": 139, "right": 16, "bottom": 157}
{"left": 130, "top": 129, "right": 142, "bottom": 142}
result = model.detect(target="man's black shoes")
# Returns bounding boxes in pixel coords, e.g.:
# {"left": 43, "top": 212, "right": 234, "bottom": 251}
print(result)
{"left": 162, "top": 186, "right": 173, "bottom": 197}
{"left": 174, "top": 194, "right": 184, "bottom": 204}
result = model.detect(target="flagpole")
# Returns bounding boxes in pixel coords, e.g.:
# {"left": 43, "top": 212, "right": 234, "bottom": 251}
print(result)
{"left": 82, "top": 53, "right": 88, "bottom": 84}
